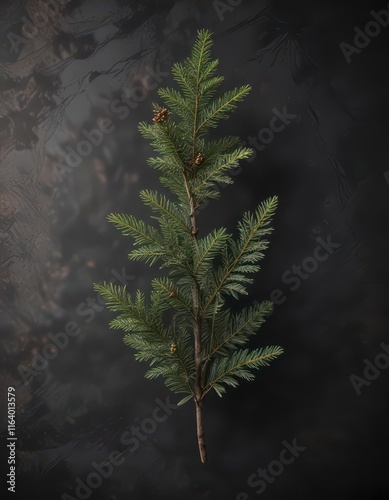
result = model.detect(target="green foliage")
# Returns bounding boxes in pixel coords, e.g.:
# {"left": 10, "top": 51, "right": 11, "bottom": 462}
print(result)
{"left": 204, "top": 345, "right": 284, "bottom": 397}
{"left": 94, "top": 29, "right": 283, "bottom": 448}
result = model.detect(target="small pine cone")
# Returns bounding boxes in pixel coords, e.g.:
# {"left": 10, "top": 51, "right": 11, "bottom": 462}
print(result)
{"left": 193, "top": 152, "right": 204, "bottom": 167}
{"left": 170, "top": 342, "right": 177, "bottom": 353}
{"left": 152, "top": 107, "right": 169, "bottom": 124}
{"left": 168, "top": 291, "right": 175, "bottom": 298}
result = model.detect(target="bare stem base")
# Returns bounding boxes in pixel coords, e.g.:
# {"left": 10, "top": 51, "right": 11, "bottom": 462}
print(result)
{"left": 195, "top": 399, "right": 207, "bottom": 464}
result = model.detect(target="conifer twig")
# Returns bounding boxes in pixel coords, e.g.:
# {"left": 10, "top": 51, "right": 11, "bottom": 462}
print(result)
{"left": 94, "top": 29, "right": 283, "bottom": 464}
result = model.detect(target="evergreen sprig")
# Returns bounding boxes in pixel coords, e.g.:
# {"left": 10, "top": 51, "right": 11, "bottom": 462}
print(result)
{"left": 94, "top": 29, "right": 283, "bottom": 464}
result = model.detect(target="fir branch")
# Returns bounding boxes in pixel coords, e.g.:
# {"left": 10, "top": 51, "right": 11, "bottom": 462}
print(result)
{"left": 95, "top": 29, "right": 283, "bottom": 465}
{"left": 107, "top": 212, "right": 161, "bottom": 246}
{"left": 196, "top": 84, "right": 252, "bottom": 135}
{"left": 203, "top": 346, "right": 284, "bottom": 397}
{"left": 205, "top": 300, "right": 274, "bottom": 359}
{"left": 192, "top": 147, "right": 253, "bottom": 200}
{"left": 201, "top": 195, "right": 278, "bottom": 314}
{"left": 151, "top": 277, "right": 195, "bottom": 319}
{"left": 193, "top": 228, "right": 230, "bottom": 276}
{"left": 139, "top": 189, "right": 191, "bottom": 234}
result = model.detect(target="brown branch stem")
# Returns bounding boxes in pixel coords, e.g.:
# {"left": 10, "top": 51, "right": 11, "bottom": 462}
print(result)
{"left": 185, "top": 172, "right": 207, "bottom": 463}
{"left": 195, "top": 397, "right": 207, "bottom": 464}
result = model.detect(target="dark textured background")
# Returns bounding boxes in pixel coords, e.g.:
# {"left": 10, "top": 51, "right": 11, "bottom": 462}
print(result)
{"left": 1, "top": 0, "right": 389, "bottom": 499}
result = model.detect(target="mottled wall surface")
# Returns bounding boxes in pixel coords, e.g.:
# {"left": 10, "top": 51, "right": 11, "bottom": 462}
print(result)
{"left": 0, "top": 0, "right": 388, "bottom": 499}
